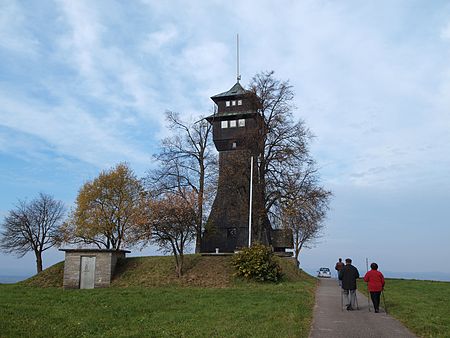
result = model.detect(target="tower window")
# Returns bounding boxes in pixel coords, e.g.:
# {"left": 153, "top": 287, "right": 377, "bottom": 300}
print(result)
{"left": 237, "top": 100, "right": 242, "bottom": 105}
{"left": 221, "top": 120, "right": 228, "bottom": 128}
{"left": 238, "top": 119, "right": 245, "bottom": 127}
{"left": 229, "top": 120, "right": 237, "bottom": 128}
{"left": 232, "top": 142, "right": 237, "bottom": 149}
{"left": 226, "top": 101, "right": 230, "bottom": 107}
{"left": 231, "top": 100, "right": 236, "bottom": 106}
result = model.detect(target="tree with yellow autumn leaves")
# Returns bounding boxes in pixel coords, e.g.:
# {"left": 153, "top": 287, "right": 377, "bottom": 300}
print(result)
{"left": 58, "top": 163, "right": 145, "bottom": 250}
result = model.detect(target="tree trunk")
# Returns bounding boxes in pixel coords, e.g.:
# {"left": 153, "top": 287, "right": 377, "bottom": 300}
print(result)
{"left": 35, "top": 251, "right": 43, "bottom": 273}
{"left": 195, "top": 232, "right": 202, "bottom": 254}
{"left": 294, "top": 232, "right": 300, "bottom": 265}
{"left": 176, "top": 254, "right": 184, "bottom": 277}
{"left": 295, "top": 249, "right": 300, "bottom": 267}
{"left": 195, "top": 162, "right": 205, "bottom": 254}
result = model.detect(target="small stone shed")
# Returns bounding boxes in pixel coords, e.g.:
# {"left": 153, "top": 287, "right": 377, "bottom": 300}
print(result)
{"left": 59, "top": 249, "right": 130, "bottom": 289}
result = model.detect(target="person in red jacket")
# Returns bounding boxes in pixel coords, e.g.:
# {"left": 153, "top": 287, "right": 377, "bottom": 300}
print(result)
{"left": 364, "top": 262, "right": 385, "bottom": 313}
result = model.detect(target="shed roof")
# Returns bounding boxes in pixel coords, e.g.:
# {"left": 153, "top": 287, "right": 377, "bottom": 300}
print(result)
{"left": 59, "top": 248, "right": 131, "bottom": 253}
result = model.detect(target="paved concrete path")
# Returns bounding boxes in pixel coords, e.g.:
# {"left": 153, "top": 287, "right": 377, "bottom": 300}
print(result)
{"left": 310, "top": 278, "right": 417, "bottom": 338}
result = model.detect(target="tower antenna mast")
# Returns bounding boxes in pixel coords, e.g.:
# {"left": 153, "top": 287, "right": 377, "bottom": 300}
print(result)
{"left": 237, "top": 34, "right": 241, "bottom": 83}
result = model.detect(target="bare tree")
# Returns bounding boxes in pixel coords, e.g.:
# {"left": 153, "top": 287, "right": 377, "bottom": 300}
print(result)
{"left": 137, "top": 190, "right": 197, "bottom": 277}
{"left": 246, "top": 71, "right": 332, "bottom": 257}
{"left": 58, "top": 163, "right": 144, "bottom": 250}
{"left": 249, "top": 71, "right": 314, "bottom": 220}
{"left": 147, "top": 111, "right": 216, "bottom": 253}
{"left": 0, "top": 193, "right": 65, "bottom": 273}
{"left": 280, "top": 171, "right": 331, "bottom": 265}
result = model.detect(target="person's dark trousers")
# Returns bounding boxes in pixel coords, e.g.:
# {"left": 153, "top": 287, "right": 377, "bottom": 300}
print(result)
{"left": 370, "top": 291, "right": 381, "bottom": 312}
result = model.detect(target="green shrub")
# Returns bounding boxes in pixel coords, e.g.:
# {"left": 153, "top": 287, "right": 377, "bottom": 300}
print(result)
{"left": 231, "top": 243, "right": 283, "bottom": 282}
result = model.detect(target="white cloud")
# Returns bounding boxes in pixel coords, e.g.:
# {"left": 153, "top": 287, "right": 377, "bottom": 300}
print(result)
{"left": 0, "top": 94, "right": 150, "bottom": 168}
{"left": 142, "top": 24, "right": 178, "bottom": 51}
{"left": 0, "top": 1, "right": 39, "bottom": 54}
{"left": 57, "top": 0, "right": 162, "bottom": 122}
{"left": 58, "top": 0, "right": 104, "bottom": 74}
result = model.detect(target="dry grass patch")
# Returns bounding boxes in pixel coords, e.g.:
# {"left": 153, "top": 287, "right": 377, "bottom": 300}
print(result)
{"left": 21, "top": 262, "right": 64, "bottom": 288}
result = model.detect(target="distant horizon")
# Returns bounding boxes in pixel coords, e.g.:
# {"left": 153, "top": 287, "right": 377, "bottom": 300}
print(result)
{"left": 2, "top": 257, "right": 450, "bottom": 284}
{"left": 302, "top": 267, "right": 450, "bottom": 283}
{"left": 2, "top": 270, "right": 450, "bottom": 285}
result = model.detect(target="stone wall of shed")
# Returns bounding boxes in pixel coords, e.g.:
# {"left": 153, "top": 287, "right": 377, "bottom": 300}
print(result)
{"left": 93, "top": 252, "right": 113, "bottom": 288}
{"left": 63, "top": 252, "right": 82, "bottom": 289}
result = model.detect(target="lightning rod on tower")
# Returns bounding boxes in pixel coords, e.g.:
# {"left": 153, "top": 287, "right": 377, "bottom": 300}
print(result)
{"left": 237, "top": 34, "right": 241, "bottom": 83}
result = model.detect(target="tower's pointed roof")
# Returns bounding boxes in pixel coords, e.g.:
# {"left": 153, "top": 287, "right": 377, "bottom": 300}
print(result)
{"left": 211, "top": 82, "right": 249, "bottom": 100}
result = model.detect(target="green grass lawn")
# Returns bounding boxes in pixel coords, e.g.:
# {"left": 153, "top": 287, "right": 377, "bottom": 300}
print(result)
{"left": 358, "top": 278, "right": 450, "bottom": 338}
{"left": 0, "top": 281, "right": 315, "bottom": 338}
{"left": 0, "top": 255, "right": 317, "bottom": 338}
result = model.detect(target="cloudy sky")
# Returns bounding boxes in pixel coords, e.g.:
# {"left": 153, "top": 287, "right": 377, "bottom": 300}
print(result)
{"left": 1, "top": 0, "right": 450, "bottom": 280}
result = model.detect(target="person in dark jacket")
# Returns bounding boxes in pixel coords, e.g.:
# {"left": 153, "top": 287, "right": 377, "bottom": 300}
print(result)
{"left": 338, "top": 258, "right": 360, "bottom": 310}
{"left": 363, "top": 262, "right": 385, "bottom": 313}
{"left": 335, "top": 258, "right": 344, "bottom": 286}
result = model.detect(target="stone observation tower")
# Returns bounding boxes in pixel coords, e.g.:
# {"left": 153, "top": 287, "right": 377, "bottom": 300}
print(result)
{"left": 202, "top": 79, "right": 293, "bottom": 253}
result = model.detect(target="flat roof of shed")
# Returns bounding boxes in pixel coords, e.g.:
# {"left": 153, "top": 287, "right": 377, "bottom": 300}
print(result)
{"left": 59, "top": 248, "right": 131, "bottom": 253}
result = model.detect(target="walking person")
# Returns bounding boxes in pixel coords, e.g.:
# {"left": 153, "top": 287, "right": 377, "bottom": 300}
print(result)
{"left": 363, "top": 262, "right": 385, "bottom": 313}
{"left": 339, "top": 258, "right": 360, "bottom": 310}
{"left": 335, "top": 258, "right": 344, "bottom": 286}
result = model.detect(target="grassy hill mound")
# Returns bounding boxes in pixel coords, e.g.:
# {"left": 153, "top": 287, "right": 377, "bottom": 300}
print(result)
{"left": 112, "top": 255, "right": 234, "bottom": 287}
{"left": 21, "top": 254, "right": 311, "bottom": 288}
{"left": 21, "top": 261, "right": 64, "bottom": 288}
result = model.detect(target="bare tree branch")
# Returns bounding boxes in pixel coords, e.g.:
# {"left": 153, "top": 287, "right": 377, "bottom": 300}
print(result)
{"left": 0, "top": 193, "right": 65, "bottom": 273}
{"left": 146, "top": 111, "right": 217, "bottom": 253}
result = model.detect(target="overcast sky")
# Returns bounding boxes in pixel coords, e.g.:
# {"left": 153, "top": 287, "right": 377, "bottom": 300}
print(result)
{"left": 1, "top": 0, "right": 450, "bottom": 280}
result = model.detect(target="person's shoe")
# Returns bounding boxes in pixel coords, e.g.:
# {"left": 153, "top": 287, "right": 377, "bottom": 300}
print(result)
{"left": 375, "top": 309, "right": 379, "bottom": 313}
{"left": 346, "top": 305, "right": 353, "bottom": 311}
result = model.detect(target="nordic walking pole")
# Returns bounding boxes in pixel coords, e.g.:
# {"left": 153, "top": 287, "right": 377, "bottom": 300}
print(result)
{"left": 341, "top": 289, "right": 343, "bottom": 312}
{"left": 382, "top": 290, "right": 388, "bottom": 314}
{"left": 366, "top": 258, "right": 371, "bottom": 312}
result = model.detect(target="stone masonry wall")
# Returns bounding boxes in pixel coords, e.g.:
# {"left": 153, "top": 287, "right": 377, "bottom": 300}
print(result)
{"left": 63, "top": 252, "right": 82, "bottom": 289}
{"left": 93, "top": 252, "right": 112, "bottom": 288}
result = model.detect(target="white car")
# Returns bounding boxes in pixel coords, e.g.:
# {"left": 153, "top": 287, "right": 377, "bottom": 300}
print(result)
{"left": 317, "top": 267, "right": 331, "bottom": 278}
